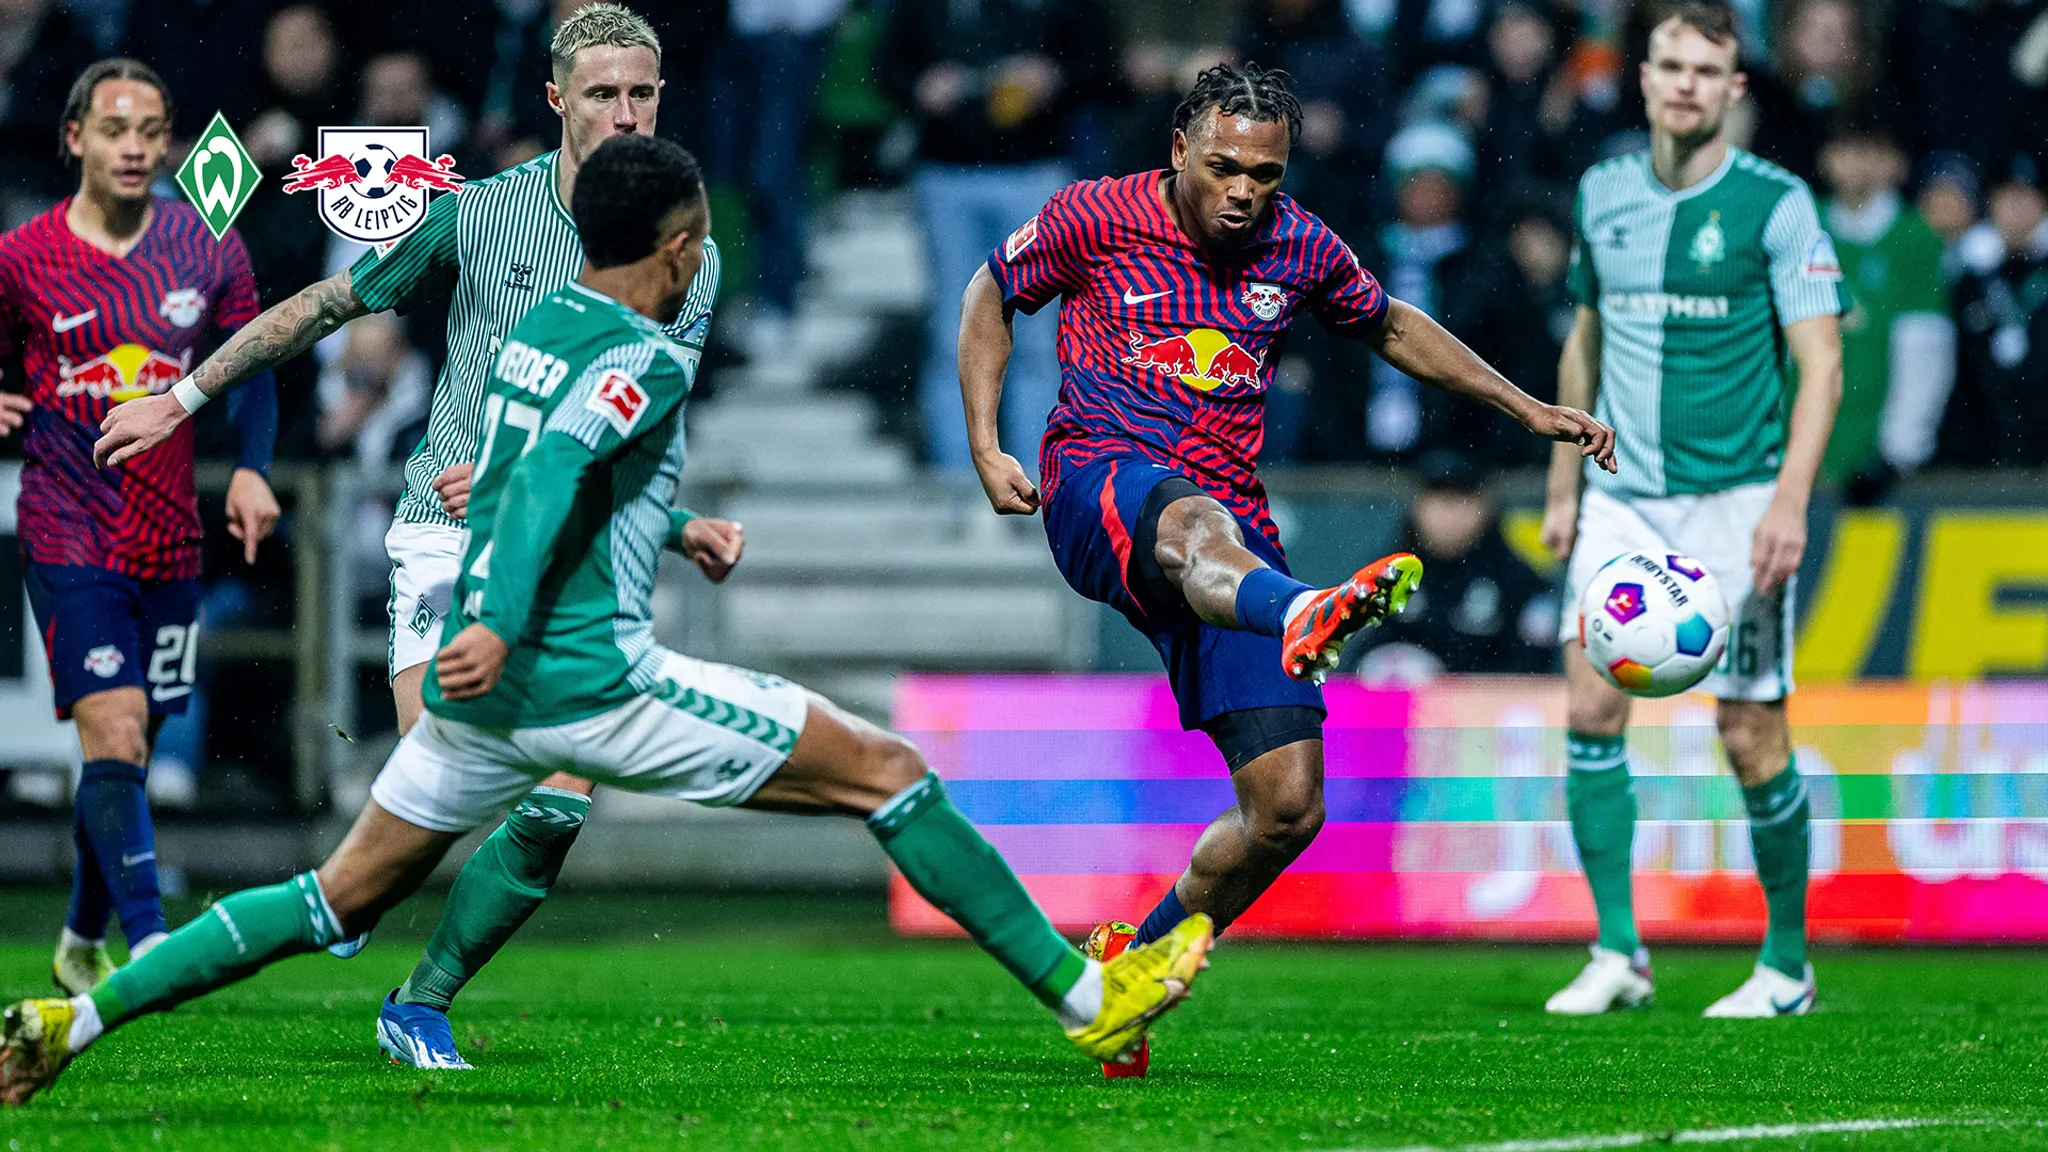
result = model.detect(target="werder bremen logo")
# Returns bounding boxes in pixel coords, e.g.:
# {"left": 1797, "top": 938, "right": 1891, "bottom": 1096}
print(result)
{"left": 175, "top": 112, "right": 261, "bottom": 239}
{"left": 1688, "top": 210, "right": 1726, "bottom": 270}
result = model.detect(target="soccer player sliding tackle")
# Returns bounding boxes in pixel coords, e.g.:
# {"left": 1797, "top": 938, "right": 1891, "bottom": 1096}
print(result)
{"left": 958, "top": 63, "right": 1615, "bottom": 1075}
{"left": 1540, "top": 1, "right": 1843, "bottom": 1018}
{"left": 0, "top": 59, "right": 280, "bottom": 996}
{"left": 1, "top": 136, "right": 1212, "bottom": 1107}
{"left": 94, "top": 4, "right": 724, "bottom": 1069}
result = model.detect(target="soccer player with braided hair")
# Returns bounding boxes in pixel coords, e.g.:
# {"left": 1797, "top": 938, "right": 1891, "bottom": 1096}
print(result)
{"left": 958, "top": 62, "right": 1616, "bottom": 1075}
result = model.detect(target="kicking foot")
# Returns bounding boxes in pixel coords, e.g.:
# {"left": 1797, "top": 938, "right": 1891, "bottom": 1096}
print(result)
{"left": 1067, "top": 914, "right": 1213, "bottom": 1063}
{"left": 1545, "top": 946, "right": 1654, "bottom": 1015}
{"left": 1702, "top": 963, "right": 1815, "bottom": 1018}
{"left": 1, "top": 998, "right": 79, "bottom": 1106}
{"left": 52, "top": 930, "right": 113, "bottom": 998}
{"left": 1281, "top": 553, "right": 1424, "bottom": 683}
{"left": 1083, "top": 921, "right": 1149, "bottom": 1078}
{"left": 376, "top": 990, "right": 474, "bottom": 1069}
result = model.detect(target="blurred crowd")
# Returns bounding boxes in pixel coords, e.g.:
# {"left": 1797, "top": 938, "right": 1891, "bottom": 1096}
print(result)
{"left": 1, "top": 0, "right": 2044, "bottom": 484}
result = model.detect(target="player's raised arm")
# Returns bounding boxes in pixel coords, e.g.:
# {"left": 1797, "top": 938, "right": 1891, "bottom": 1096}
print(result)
{"left": 958, "top": 264, "right": 1039, "bottom": 514}
{"left": 1365, "top": 296, "right": 1617, "bottom": 473}
{"left": 95, "top": 269, "right": 369, "bottom": 466}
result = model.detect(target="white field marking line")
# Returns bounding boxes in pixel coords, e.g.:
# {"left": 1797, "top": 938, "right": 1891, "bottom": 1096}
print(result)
{"left": 1360, "top": 1116, "right": 1994, "bottom": 1152}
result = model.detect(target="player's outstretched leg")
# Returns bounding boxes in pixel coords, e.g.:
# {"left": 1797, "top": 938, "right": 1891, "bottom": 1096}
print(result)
{"left": 1549, "top": 645, "right": 1652, "bottom": 1015}
{"left": 1143, "top": 492, "right": 1421, "bottom": 684}
{"left": 3, "top": 801, "right": 461, "bottom": 1105}
{"left": 1704, "top": 700, "right": 1815, "bottom": 1018}
{"left": 744, "top": 695, "right": 1213, "bottom": 1064}
{"left": 379, "top": 776, "right": 593, "bottom": 1069}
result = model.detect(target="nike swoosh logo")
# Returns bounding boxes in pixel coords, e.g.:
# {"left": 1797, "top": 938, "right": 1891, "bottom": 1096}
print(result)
{"left": 1770, "top": 992, "right": 1806, "bottom": 1014}
{"left": 150, "top": 684, "right": 193, "bottom": 702}
{"left": 121, "top": 852, "right": 155, "bottom": 867}
{"left": 51, "top": 309, "right": 98, "bottom": 332}
{"left": 1122, "top": 289, "right": 1171, "bottom": 306}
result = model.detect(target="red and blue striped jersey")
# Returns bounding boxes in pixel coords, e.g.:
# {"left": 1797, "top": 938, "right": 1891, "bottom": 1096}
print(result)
{"left": 0, "top": 197, "right": 259, "bottom": 580}
{"left": 989, "top": 170, "right": 1386, "bottom": 540}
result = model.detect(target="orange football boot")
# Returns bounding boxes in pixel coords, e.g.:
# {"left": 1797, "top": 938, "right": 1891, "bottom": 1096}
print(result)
{"left": 1083, "top": 921, "right": 1149, "bottom": 1078}
{"left": 1279, "top": 553, "right": 1424, "bottom": 683}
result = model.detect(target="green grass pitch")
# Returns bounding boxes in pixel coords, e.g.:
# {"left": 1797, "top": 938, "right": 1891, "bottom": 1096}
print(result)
{"left": 1, "top": 892, "right": 2044, "bottom": 1151}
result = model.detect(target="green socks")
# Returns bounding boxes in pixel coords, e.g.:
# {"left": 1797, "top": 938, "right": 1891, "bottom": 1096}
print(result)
{"left": 397, "top": 787, "right": 591, "bottom": 1011}
{"left": 93, "top": 871, "right": 342, "bottom": 1027}
{"left": 1743, "top": 764, "right": 1810, "bottom": 979}
{"left": 1566, "top": 732, "right": 1640, "bottom": 957}
{"left": 868, "top": 771, "right": 1086, "bottom": 1007}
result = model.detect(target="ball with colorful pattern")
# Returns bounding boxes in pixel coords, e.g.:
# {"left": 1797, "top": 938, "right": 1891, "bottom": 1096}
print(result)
{"left": 1577, "top": 550, "right": 1730, "bottom": 698}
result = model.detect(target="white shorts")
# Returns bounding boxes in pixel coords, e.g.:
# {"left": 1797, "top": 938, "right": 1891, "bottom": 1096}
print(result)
{"left": 1560, "top": 482, "right": 1795, "bottom": 702}
{"left": 370, "top": 649, "right": 812, "bottom": 832}
{"left": 386, "top": 520, "right": 466, "bottom": 680}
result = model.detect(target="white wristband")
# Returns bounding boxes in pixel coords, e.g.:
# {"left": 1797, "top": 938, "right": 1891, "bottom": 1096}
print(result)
{"left": 171, "top": 377, "right": 210, "bottom": 414}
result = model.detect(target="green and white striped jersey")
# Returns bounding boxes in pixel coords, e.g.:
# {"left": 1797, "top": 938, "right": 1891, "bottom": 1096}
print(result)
{"left": 1568, "top": 147, "right": 1844, "bottom": 497}
{"left": 349, "top": 150, "right": 720, "bottom": 529}
{"left": 427, "top": 282, "right": 705, "bottom": 728}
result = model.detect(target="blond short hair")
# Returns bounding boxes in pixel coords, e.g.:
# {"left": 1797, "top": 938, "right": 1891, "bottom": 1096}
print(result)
{"left": 550, "top": 3, "right": 661, "bottom": 84}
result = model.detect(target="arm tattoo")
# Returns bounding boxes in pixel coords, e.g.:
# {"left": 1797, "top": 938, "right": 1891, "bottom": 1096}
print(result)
{"left": 193, "top": 270, "right": 370, "bottom": 399}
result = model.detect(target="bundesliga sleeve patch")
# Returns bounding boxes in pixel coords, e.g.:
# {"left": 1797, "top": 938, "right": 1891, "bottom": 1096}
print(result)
{"left": 1803, "top": 235, "right": 1843, "bottom": 281}
{"left": 1004, "top": 215, "right": 1038, "bottom": 262}
{"left": 585, "top": 369, "right": 649, "bottom": 437}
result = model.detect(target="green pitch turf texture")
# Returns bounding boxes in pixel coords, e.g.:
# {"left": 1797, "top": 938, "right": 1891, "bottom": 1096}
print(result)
{"left": 0, "top": 892, "right": 2042, "bottom": 1151}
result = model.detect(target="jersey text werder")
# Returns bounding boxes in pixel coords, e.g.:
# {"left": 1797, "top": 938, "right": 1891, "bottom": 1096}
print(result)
{"left": 349, "top": 150, "right": 719, "bottom": 530}
{"left": 1569, "top": 148, "right": 1844, "bottom": 497}
{"left": 426, "top": 283, "right": 705, "bottom": 729}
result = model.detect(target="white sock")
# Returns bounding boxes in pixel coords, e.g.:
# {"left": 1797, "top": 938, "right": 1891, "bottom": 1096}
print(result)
{"left": 129, "top": 931, "right": 169, "bottom": 960}
{"left": 1054, "top": 959, "right": 1104, "bottom": 1030}
{"left": 57, "top": 926, "right": 102, "bottom": 954}
{"left": 1283, "top": 590, "right": 1319, "bottom": 629}
{"left": 65, "top": 994, "right": 103, "bottom": 1053}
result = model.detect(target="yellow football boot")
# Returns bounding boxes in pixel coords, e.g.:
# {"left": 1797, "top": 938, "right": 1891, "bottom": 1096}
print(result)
{"left": 52, "top": 931, "right": 114, "bottom": 997}
{"left": 2, "top": 998, "right": 78, "bottom": 1106}
{"left": 1066, "top": 913, "right": 1213, "bottom": 1062}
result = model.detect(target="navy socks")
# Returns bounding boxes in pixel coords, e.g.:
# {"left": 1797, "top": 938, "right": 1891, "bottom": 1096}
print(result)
{"left": 1234, "top": 567, "right": 1313, "bottom": 637}
{"left": 1131, "top": 885, "right": 1192, "bottom": 947}
{"left": 73, "top": 759, "right": 167, "bottom": 947}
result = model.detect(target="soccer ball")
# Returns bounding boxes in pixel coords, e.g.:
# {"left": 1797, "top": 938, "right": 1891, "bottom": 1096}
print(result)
{"left": 351, "top": 143, "right": 400, "bottom": 197}
{"left": 1576, "top": 551, "right": 1729, "bottom": 697}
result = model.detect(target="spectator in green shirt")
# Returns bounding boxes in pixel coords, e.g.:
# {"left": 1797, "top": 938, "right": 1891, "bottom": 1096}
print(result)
{"left": 1818, "top": 127, "right": 1955, "bottom": 495}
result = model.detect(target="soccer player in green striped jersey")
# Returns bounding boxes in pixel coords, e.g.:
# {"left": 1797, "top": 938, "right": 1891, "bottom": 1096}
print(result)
{"left": 1538, "top": 1, "right": 1845, "bottom": 1019}
{"left": 94, "top": 4, "right": 738, "bottom": 1066}
{"left": 2, "top": 138, "right": 1213, "bottom": 1105}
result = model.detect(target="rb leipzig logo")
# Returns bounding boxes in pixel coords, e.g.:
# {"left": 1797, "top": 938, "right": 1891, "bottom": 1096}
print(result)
{"left": 282, "top": 127, "right": 464, "bottom": 248}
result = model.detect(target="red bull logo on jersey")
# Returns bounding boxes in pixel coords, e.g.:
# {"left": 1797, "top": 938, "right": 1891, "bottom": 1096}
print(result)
{"left": 57, "top": 344, "right": 191, "bottom": 403}
{"left": 284, "top": 126, "right": 464, "bottom": 247}
{"left": 1122, "top": 328, "right": 1266, "bottom": 394}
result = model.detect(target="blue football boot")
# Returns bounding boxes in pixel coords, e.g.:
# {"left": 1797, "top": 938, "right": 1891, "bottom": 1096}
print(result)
{"left": 376, "top": 989, "right": 473, "bottom": 1069}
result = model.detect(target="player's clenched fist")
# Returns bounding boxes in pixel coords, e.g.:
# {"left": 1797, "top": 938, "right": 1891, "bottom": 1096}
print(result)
{"left": 436, "top": 623, "right": 510, "bottom": 701}
{"left": 432, "top": 462, "right": 473, "bottom": 519}
{"left": 972, "top": 449, "right": 1042, "bottom": 515}
{"left": 680, "top": 515, "right": 744, "bottom": 583}
{"left": 1523, "top": 404, "right": 1617, "bottom": 474}
{"left": 94, "top": 390, "right": 186, "bottom": 467}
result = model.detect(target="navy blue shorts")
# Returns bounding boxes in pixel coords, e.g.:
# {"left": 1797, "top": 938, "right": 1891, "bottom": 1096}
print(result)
{"left": 24, "top": 563, "right": 201, "bottom": 719}
{"left": 1043, "top": 452, "right": 1323, "bottom": 731}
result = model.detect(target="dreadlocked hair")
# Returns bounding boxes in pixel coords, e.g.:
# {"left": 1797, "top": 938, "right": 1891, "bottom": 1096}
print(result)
{"left": 1171, "top": 62, "right": 1303, "bottom": 144}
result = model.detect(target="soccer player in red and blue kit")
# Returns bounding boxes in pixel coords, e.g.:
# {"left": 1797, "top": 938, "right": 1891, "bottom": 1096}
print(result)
{"left": 958, "top": 64, "right": 1616, "bottom": 1074}
{"left": 0, "top": 60, "right": 280, "bottom": 993}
